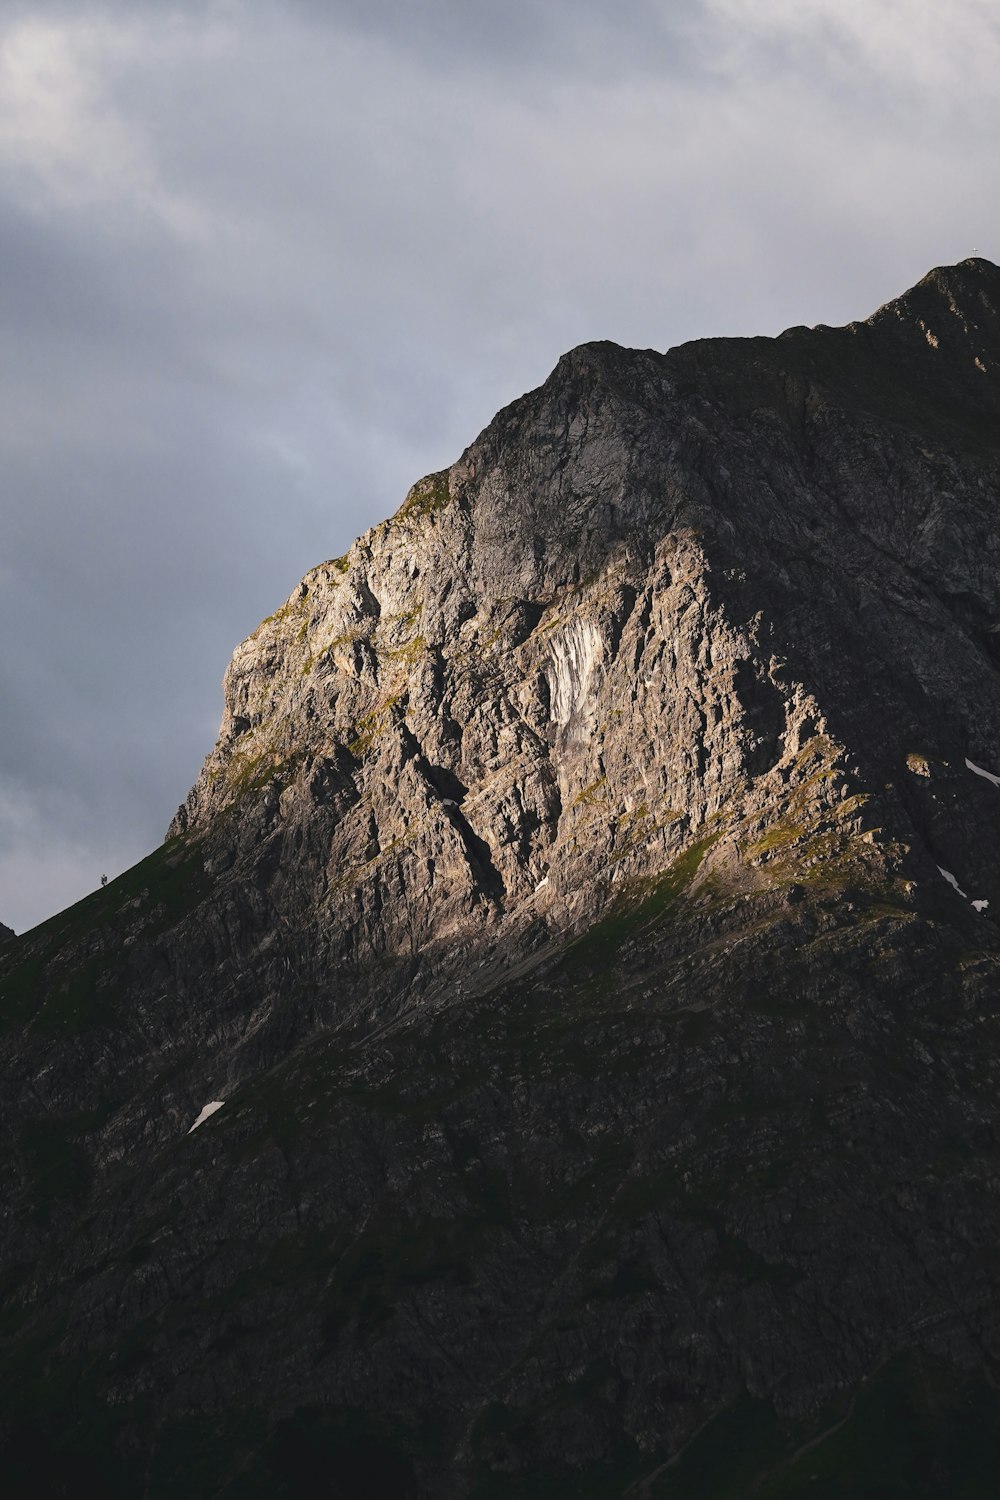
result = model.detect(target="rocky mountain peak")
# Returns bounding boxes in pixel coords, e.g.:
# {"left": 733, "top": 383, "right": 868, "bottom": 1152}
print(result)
{"left": 861, "top": 255, "right": 1000, "bottom": 380}
{"left": 4, "top": 262, "right": 1000, "bottom": 1494}
{"left": 869, "top": 252, "right": 1000, "bottom": 323}
{"left": 154, "top": 260, "right": 1000, "bottom": 1067}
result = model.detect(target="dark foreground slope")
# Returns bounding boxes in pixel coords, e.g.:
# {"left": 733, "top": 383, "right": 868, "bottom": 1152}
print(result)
{"left": 4, "top": 261, "right": 1000, "bottom": 1496}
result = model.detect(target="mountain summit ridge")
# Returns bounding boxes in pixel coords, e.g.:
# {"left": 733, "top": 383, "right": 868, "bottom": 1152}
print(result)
{"left": 4, "top": 263, "right": 1000, "bottom": 1495}
{"left": 865, "top": 253, "right": 1000, "bottom": 334}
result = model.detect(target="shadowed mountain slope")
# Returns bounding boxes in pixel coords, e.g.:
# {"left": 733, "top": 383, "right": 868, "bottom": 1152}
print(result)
{"left": 3, "top": 259, "right": 1000, "bottom": 1496}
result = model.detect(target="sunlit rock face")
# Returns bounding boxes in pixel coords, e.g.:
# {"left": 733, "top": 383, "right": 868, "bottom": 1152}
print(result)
{"left": 4, "top": 260, "right": 1000, "bottom": 1495}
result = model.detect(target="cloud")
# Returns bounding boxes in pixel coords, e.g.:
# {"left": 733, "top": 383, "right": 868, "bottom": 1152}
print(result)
{"left": 0, "top": 13, "right": 210, "bottom": 237}
{"left": 707, "top": 0, "right": 1000, "bottom": 97}
{"left": 0, "top": 0, "right": 997, "bottom": 931}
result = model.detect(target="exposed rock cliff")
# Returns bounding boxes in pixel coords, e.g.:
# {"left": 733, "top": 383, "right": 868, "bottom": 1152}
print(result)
{"left": 3, "top": 259, "right": 1000, "bottom": 1496}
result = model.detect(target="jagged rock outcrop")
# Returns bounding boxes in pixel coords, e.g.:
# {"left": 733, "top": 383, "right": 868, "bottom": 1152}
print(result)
{"left": 3, "top": 260, "right": 1000, "bottom": 1496}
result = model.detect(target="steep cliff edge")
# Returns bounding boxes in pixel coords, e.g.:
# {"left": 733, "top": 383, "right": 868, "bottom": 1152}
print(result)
{"left": 3, "top": 260, "right": 1000, "bottom": 1495}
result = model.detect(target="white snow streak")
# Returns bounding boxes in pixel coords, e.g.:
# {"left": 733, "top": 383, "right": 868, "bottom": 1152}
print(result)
{"left": 188, "top": 1100, "right": 224, "bottom": 1133}
{"left": 966, "top": 757, "right": 1000, "bottom": 788}
{"left": 938, "top": 867, "right": 989, "bottom": 913}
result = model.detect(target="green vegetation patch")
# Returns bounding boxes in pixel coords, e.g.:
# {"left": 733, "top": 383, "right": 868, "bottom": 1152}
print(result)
{"left": 346, "top": 693, "right": 403, "bottom": 758}
{"left": 0, "top": 838, "right": 208, "bottom": 1034}
{"left": 395, "top": 470, "right": 451, "bottom": 522}
{"left": 225, "top": 747, "right": 275, "bottom": 794}
{"left": 571, "top": 776, "right": 607, "bottom": 810}
{"left": 225, "top": 747, "right": 306, "bottom": 799}
{"left": 258, "top": 600, "right": 295, "bottom": 629}
{"left": 12, "top": 1097, "right": 119, "bottom": 1226}
{"left": 556, "top": 833, "right": 720, "bottom": 983}
{"left": 42, "top": 951, "right": 124, "bottom": 1036}
{"left": 744, "top": 819, "right": 804, "bottom": 858}
{"left": 380, "top": 634, "right": 426, "bottom": 669}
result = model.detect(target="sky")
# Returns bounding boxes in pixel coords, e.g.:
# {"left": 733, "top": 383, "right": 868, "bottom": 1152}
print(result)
{"left": 1, "top": 0, "right": 998, "bottom": 934}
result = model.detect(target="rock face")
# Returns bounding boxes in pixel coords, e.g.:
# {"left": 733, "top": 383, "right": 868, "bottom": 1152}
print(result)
{"left": 4, "top": 259, "right": 1000, "bottom": 1496}
{"left": 0, "top": 923, "right": 13, "bottom": 944}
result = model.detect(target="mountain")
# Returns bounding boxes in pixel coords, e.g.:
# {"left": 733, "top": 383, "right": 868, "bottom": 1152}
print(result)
{"left": 0, "top": 923, "right": 13, "bottom": 944}
{"left": 4, "top": 259, "right": 1000, "bottom": 1497}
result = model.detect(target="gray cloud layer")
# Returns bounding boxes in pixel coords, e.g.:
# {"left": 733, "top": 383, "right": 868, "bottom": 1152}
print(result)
{"left": 2, "top": 0, "right": 998, "bottom": 931}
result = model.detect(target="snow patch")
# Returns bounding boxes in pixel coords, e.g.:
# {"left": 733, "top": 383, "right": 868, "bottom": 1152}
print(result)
{"left": 966, "top": 757, "right": 1000, "bottom": 788}
{"left": 938, "top": 867, "right": 989, "bottom": 913}
{"left": 188, "top": 1100, "right": 225, "bottom": 1133}
{"left": 534, "top": 876, "right": 550, "bottom": 894}
{"left": 547, "top": 619, "right": 602, "bottom": 726}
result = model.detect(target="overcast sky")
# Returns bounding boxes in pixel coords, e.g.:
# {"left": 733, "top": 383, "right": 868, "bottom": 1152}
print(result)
{"left": 1, "top": 0, "right": 998, "bottom": 933}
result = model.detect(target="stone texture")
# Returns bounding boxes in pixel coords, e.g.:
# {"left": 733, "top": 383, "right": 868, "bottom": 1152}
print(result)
{"left": 3, "top": 259, "right": 1000, "bottom": 1496}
